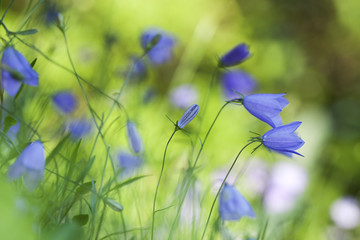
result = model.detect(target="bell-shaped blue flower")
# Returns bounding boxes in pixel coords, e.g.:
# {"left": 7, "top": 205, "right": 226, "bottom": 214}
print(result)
{"left": 219, "top": 184, "right": 256, "bottom": 221}
{"left": 126, "top": 121, "right": 143, "bottom": 154}
{"left": 262, "top": 121, "right": 304, "bottom": 157}
{"left": 242, "top": 93, "right": 289, "bottom": 128}
{"left": 7, "top": 141, "right": 45, "bottom": 190}
{"left": 222, "top": 70, "right": 257, "bottom": 100}
{"left": 140, "top": 28, "right": 176, "bottom": 65}
{"left": 1, "top": 47, "right": 39, "bottom": 97}
{"left": 177, "top": 104, "right": 199, "bottom": 129}
{"left": 68, "top": 119, "right": 92, "bottom": 139}
{"left": 219, "top": 43, "right": 250, "bottom": 68}
{"left": 52, "top": 91, "right": 78, "bottom": 114}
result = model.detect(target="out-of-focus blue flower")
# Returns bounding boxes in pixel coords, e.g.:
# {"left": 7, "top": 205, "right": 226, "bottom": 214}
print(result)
{"left": 221, "top": 70, "right": 257, "bottom": 100}
{"left": 170, "top": 84, "right": 199, "bottom": 109}
{"left": 1, "top": 47, "right": 39, "bottom": 97}
{"left": 262, "top": 121, "right": 304, "bottom": 157}
{"left": 52, "top": 91, "right": 78, "bottom": 114}
{"left": 68, "top": 119, "right": 92, "bottom": 139}
{"left": 140, "top": 28, "right": 176, "bottom": 65}
{"left": 219, "top": 43, "right": 250, "bottom": 68}
{"left": 177, "top": 104, "right": 199, "bottom": 129}
{"left": 7, "top": 141, "right": 45, "bottom": 190}
{"left": 116, "top": 152, "right": 143, "bottom": 175}
{"left": 242, "top": 93, "right": 289, "bottom": 128}
{"left": 219, "top": 184, "right": 256, "bottom": 221}
{"left": 7, "top": 122, "right": 20, "bottom": 142}
{"left": 126, "top": 121, "right": 143, "bottom": 154}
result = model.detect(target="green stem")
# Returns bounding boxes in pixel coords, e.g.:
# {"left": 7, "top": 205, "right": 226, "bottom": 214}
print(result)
{"left": 151, "top": 129, "right": 178, "bottom": 240}
{"left": 200, "top": 141, "right": 256, "bottom": 240}
{"left": 168, "top": 101, "right": 230, "bottom": 239}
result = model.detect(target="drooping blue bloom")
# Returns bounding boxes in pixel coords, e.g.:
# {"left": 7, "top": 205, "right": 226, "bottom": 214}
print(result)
{"left": 222, "top": 70, "right": 257, "bottom": 100}
{"left": 68, "top": 119, "right": 92, "bottom": 139}
{"left": 262, "top": 121, "right": 305, "bottom": 157}
{"left": 1, "top": 47, "right": 39, "bottom": 97}
{"left": 170, "top": 84, "right": 199, "bottom": 109}
{"left": 219, "top": 43, "right": 250, "bottom": 68}
{"left": 126, "top": 121, "right": 143, "bottom": 154}
{"left": 52, "top": 91, "right": 78, "bottom": 114}
{"left": 140, "top": 28, "right": 176, "bottom": 65}
{"left": 242, "top": 93, "right": 289, "bottom": 128}
{"left": 7, "top": 141, "right": 45, "bottom": 190}
{"left": 219, "top": 183, "right": 256, "bottom": 221}
{"left": 177, "top": 104, "right": 199, "bottom": 129}
{"left": 116, "top": 152, "right": 143, "bottom": 175}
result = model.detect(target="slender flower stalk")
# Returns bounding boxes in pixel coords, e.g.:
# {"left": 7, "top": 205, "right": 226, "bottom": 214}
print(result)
{"left": 152, "top": 104, "right": 199, "bottom": 240}
{"left": 168, "top": 101, "right": 230, "bottom": 238}
{"left": 201, "top": 141, "right": 258, "bottom": 240}
{"left": 151, "top": 129, "right": 177, "bottom": 240}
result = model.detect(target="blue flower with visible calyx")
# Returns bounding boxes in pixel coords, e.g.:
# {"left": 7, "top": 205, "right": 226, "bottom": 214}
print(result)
{"left": 221, "top": 70, "right": 257, "bottom": 100}
{"left": 219, "top": 43, "right": 250, "bottom": 68}
{"left": 1, "top": 47, "right": 38, "bottom": 97}
{"left": 177, "top": 104, "right": 199, "bottom": 129}
{"left": 126, "top": 121, "right": 143, "bottom": 154}
{"left": 240, "top": 93, "right": 289, "bottom": 128}
{"left": 52, "top": 91, "right": 77, "bottom": 114}
{"left": 140, "top": 28, "right": 175, "bottom": 65}
{"left": 219, "top": 183, "right": 256, "bottom": 221}
{"left": 262, "top": 121, "right": 304, "bottom": 157}
{"left": 7, "top": 141, "right": 45, "bottom": 190}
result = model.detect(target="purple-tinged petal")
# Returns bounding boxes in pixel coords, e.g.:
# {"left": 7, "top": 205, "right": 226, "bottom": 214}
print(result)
{"left": 219, "top": 184, "right": 256, "bottom": 221}
{"left": 68, "top": 119, "right": 92, "bottom": 139}
{"left": 178, "top": 104, "right": 199, "bottom": 129}
{"left": 243, "top": 93, "right": 289, "bottom": 128}
{"left": 126, "top": 121, "right": 143, "bottom": 154}
{"left": 52, "top": 91, "right": 78, "bottom": 114}
{"left": 221, "top": 70, "right": 257, "bottom": 100}
{"left": 7, "top": 141, "right": 45, "bottom": 190}
{"left": 140, "top": 28, "right": 176, "bottom": 65}
{"left": 219, "top": 43, "right": 251, "bottom": 68}
{"left": 20, "top": 141, "right": 45, "bottom": 171}
{"left": 1, "top": 47, "right": 38, "bottom": 97}
{"left": 262, "top": 122, "right": 304, "bottom": 157}
{"left": 170, "top": 84, "right": 198, "bottom": 109}
{"left": 117, "top": 152, "right": 143, "bottom": 174}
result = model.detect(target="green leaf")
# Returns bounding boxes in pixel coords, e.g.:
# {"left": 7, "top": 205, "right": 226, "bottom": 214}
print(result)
{"left": 106, "top": 175, "right": 149, "bottom": 194}
{"left": 75, "top": 181, "right": 95, "bottom": 197}
{"left": 3, "top": 116, "right": 17, "bottom": 133}
{"left": 16, "top": 29, "right": 38, "bottom": 35}
{"left": 72, "top": 214, "right": 89, "bottom": 226}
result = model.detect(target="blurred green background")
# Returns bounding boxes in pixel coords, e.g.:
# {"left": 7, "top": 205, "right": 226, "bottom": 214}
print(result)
{"left": 1, "top": 0, "right": 360, "bottom": 239}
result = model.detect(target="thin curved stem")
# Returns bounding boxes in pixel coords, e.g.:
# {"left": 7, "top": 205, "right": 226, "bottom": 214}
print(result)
{"left": 201, "top": 141, "right": 256, "bottom": 240}
{"left": 151, "top": 129, "right": 178, "bottom": 240}
{"left": 168, "top": 101, "right": 230, "bottom": 239}
{"left": 193, "top": 101, "right": 230, "bottom": 168}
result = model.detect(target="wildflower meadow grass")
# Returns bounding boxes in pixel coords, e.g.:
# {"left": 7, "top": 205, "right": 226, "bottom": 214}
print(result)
{"left": 1, "top": 1, "right": 360, "bottom": 240}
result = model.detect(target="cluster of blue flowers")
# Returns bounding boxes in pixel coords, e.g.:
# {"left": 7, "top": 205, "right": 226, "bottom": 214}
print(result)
{"left": 215, "top": 42, "right": 305, "bottom": 222}
{"left": 1, "top": 21, "right": 305, "bottom": 239}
